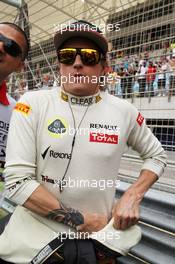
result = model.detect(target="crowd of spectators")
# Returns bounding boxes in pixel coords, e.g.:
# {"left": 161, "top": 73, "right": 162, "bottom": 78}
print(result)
{"left": 10, "top": 73, "right": 58, "bottom": 101}
{"left": 107, "top": 50, "right": 175, "bottom": 98}
{"left": 7, "top": 48, "right": 175, "bottom": 101}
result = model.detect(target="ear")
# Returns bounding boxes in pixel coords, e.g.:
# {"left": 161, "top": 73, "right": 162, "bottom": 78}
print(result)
{"left": 57, "top": 60, "right": 60, "bottom": 74}
{"left": 15, "top": 61, "right": 25, "bottom": 72}
{"left": 100, "top": 59, "right": 108, "bottom": 74}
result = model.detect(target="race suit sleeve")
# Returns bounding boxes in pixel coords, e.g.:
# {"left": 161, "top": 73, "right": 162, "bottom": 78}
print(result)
{"left": 127, "top": 105, "right": 167, "bottom": 177}
{"left": 4, "top": 93, "right": 40, "bottom": 205}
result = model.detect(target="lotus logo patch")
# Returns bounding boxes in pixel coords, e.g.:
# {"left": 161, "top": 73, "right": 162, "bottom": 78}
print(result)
{"left": 48, "top": 120, "right": 66, "bottom": 134}
{"left": 47, "top": 117, "right": 68, "bottom": 138}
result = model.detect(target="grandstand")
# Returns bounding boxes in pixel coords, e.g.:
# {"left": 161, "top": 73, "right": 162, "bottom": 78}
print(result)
{"left": 0, "top": 1, "right": 175, "bottom": 96}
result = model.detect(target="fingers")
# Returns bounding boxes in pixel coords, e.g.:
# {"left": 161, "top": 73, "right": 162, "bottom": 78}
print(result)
{"left": 112, "top": 191, "right": 141, "bottom": 230}
{"left": 114, "top": 214, "right": 138, "bottom": 230}
{"left": 113, "top": 207, "right": 139, "bottom": 230}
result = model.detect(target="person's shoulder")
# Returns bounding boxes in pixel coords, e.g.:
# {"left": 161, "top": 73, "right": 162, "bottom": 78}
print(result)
{"left": 7, "top": 94, "right": 16, "bottom": 106}
{"left": 102, "top": 92, "right": 138, "bottom": 118}
{"left": 24, "top": 87, "right": 57, "bottom": 96}
{"left": 103, "top": 92, "right": 134, "bottom": 110}
{"left": 19, "top": 87, "right": 58, "bottom": 104}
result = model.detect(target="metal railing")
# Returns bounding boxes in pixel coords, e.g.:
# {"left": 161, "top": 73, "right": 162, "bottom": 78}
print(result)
{"left": 116, "top": 181, "right": 175, "bottom": 264}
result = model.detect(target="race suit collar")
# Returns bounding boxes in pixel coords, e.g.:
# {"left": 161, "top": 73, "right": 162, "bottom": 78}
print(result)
{"left": 60, "top": 88, "right": 102, "bottom": 106}
{"left": 0, "top": 81, "right": 9, "bottom": 106}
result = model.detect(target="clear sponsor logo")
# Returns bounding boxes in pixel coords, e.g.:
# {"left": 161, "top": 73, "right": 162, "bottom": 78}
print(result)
{"left": 70, "top": 96, "right": 93, "bottom": 105}
{"left": 61, "top": 92, "right": 102, "bottom": 105}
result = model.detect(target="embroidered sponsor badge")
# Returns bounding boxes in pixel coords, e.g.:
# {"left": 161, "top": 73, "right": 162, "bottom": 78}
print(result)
{"left": 41, "top": 146, "right": 71, "bottom": 160}
{"left": 31, "top": 244, "right": 52, "bottom": 264}
{"left": 47, "top": 117, "right": 68, "bottom": 138}
{"left": 14, "top": 103, "right": 31, "bottom": 115}
{"left": 89, "top": 132, "right": 118, "bottom": 144}
{"left": 61, "top": 91, "right": 102, "bottom": 105}
{"left": 136, "top": 113, "right": 144, "bottom": 126}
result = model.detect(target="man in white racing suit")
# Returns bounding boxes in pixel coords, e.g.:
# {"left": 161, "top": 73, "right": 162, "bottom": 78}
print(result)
{"left": 0, "top": 20, "right": 167, "bottom": 264}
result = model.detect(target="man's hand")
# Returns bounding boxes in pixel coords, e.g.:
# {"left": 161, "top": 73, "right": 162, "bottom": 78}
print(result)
{"left": 77, "top": 212, "right": 108, "bottom": 233}
{"left": 112, "top": 189, "right": 143, "bottom": 230}
{"left": 112, "top": 170, "right": 159, "bottom": 230}
{"left": 46, "top": 202, "right": 108, "bottom": 233}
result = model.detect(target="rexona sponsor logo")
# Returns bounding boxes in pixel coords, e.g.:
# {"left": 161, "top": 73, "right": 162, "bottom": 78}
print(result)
{"left": 41, "top": 146, "right": 71, "bottom": 160}
{"left": 47, "top": 117, "right": 68, "bottom": 138}
{"left": 89, "top": 132, "right": 118, "bottom": 144}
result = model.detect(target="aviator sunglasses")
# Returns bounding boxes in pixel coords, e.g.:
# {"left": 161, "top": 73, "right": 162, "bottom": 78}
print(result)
{"left": 0, "top": 33, "right": 22, "bottom": 58}
{"left": 57, "top": 48, "right": 102, "bottom": 66}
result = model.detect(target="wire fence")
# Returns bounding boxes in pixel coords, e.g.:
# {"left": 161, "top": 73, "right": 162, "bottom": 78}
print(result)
{"left": 0, "top": 0, "right": 175, "bottom": 159}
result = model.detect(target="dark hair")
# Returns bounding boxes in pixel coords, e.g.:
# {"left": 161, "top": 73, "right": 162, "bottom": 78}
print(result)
{"left": 0, "top": 22, "right": 30, "bottom": 60}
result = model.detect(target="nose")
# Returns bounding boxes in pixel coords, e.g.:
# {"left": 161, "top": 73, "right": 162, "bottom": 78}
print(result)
{"left": 73, "top": 54, "right": 83, "bottom": 69}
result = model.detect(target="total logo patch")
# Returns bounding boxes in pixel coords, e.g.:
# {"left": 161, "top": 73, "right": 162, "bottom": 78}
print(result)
{"left": 136, "top": 113, "right": 144, "bottom": 126}
{"left": 47, "top": 117, "right": 68, "bottom": 138}
{"left": 14, "top": 103, "right": 31, "bottom": 115}
{"left": 89, "top": 132, "right": 118, "bottom": 144}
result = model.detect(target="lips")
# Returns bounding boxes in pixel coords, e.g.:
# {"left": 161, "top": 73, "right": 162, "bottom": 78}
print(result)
{"left": 73, "top": 73, "right": 85, "bottom": 77}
